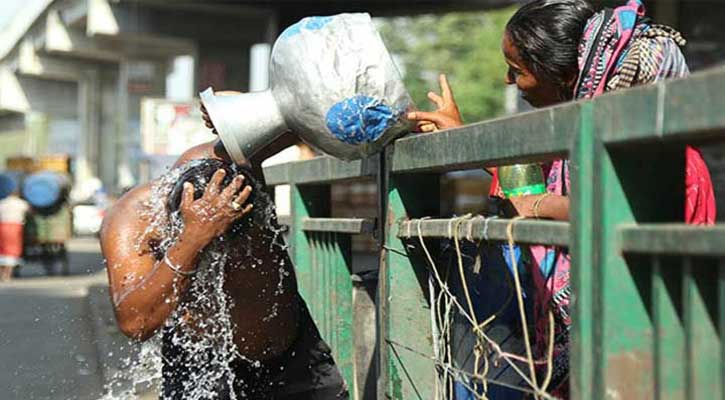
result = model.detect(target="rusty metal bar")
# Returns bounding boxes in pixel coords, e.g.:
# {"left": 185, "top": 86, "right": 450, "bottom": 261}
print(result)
{"left": 301, "top": 218, "right": 375, "bottom": 234}
{"left": 619, "top": 223, "right": 725, "bottom": 256}
{"left": 398, "top": 217, "right": 569, "bottom": 246}
{"left": 263, "top": 155, "right": 377, "bottom": 185}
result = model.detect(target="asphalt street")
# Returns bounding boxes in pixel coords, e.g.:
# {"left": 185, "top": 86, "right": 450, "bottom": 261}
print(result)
{"left": 0, "top": 238, "right": 107, "bottom": 400}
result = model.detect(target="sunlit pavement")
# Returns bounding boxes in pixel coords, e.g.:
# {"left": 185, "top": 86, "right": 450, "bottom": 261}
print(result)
{"left": 0, "top": 238, "right": 108, "bottom": 399}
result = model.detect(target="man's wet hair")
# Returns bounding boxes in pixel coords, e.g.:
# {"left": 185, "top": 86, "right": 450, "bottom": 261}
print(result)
{"left": 166, "top": 159, "right": 263, "bottom": 235}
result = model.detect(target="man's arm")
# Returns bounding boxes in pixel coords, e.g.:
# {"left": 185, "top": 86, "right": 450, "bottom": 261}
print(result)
{"left": 101, "top": 170, "right": 253, "bottom": 341}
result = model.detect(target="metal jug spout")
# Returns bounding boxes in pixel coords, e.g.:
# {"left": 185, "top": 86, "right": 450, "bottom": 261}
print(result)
{"left": 200, "top": 88, "right": 288, "bottom": 164}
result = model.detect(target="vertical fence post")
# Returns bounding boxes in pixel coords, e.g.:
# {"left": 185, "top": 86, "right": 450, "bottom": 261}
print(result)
{"left": 329, "top": 231, "right": 354, "bottom": 390}
{"left": 651, "top": 256, "right": 686, "bottom": 400}
{"left": 379, "top": 148, "right": 440, "bottom": 399}
{"left": 290, "top": 184, "right": 330, "bottom": 300}
{"left": 289, "top": 185, "right": 355, "bottom": 390}
{"left": 570, "top": 102, "right": 595, "bottom": 399}
{"left": 682, "top": 256, "right": 721, "bottom": 400}
{"left": 586, "top": 89, "right": 683, "bottom": 399}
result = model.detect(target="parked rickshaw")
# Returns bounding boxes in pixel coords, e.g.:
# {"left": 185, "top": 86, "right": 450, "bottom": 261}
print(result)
{"left": 18, "top": 160, "right": 73, "bottom": 276}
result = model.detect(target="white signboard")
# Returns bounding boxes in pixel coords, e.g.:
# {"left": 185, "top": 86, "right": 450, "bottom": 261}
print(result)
{"left": 140, "top": 97, "right": 214, "bottom": 156}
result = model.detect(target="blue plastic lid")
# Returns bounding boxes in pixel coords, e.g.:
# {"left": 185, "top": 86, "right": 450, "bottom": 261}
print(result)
{"left": 23, "top": 172, "right": 63, "bottom": 208}
{"left": 0, "top": 173, "right": 18, "bottom": 199}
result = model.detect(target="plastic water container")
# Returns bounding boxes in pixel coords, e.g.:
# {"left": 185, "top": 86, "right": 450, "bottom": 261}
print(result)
{"left": 0, "top": 172, "right": 20, "bottom": 199}
{"left": 498, "top": 164, "right": 547, "bottom": 198}
{"left": 22, "top": 171, "right": 70, "bottom": 209}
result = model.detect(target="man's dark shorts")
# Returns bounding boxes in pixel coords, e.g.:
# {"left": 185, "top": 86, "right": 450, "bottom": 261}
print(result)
{"left": 161, "top": 299, "right": 349, "bottom": 399}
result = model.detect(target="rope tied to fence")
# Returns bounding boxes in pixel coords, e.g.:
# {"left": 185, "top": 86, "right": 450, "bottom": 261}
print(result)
{"left": 407, "top": 214, "right": 556, "bottom": 400}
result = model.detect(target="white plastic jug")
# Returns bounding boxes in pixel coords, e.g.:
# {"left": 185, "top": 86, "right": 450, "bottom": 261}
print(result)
{"left": 200, "top": 13, "right": 414, "bottom": 162}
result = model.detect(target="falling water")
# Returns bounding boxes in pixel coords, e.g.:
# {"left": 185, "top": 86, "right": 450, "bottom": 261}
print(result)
{"left": 101, "top": 161, "right": 291, "bottom": 399}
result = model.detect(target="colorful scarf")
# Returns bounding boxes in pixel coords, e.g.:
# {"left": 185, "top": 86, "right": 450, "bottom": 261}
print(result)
{"left": 574, "top": 0, "right": 645, "bottom": 99}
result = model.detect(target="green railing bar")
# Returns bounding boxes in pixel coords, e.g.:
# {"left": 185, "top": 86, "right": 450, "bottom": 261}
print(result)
{"left": 263, "top": 156, "right": 377, "bottom": 185}
{"left": 301, "top": 218, "right": 375, "bottom": 234}
{"left": 619, "top": 223, "right": 725, "bottom": 256}
{"left": 593, "top": 83, "right": 660, "bottom": 144}
{"left": 663, "top": 66, "right": 725, "bottom": 140}
{"left": 276, "top": 215, "right": 292, "bottom": 227}
{"left": 391, "top": 103, "right": 578, "bottom": 173}
{"left": 263, "top": 67, "right": 725, "bottom": 185}
{"left": 683, "top": 257, "right": 722, "bottom": 399}
{"left": 651, "top": 256, "right": 687, "bottom": 399}
{"left": 398, "top": 217, "right": 569, "bottom": 246}
{"left": 597, "top": 66, "right": 725, "bottom": 144}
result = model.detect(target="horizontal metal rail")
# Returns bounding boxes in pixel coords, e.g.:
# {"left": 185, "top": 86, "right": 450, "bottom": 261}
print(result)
{"left": 263, "top": 156, "right": 377, "bottom": 185}
{"left": 301, "top": 218, "right": 375, "bottom": 234}
{"left": 262, "top": 67, "right": 725, "bottom": 184}
{"left": 277, "top": 215, "right": 292, "bottom": 227}
{"left": 618, "top": 223, "right": 725, "bottom": 256}
{"left": 597, "top": 66, "right": 725, "bottom": 144}
{"left": 398, "top": 217, "right": 569, "bottom": 246}
{"left": 391, "top": 103, "right": 577, "bottom": 173}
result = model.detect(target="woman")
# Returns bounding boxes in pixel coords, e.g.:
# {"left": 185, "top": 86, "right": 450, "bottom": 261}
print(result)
{"left": 407, "top": 0, "right": 716, "bottom": 397}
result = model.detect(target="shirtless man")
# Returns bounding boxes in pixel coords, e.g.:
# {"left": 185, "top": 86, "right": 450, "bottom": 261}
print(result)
{"left": 101, "top": 135, "right": 348, "bottom": 399}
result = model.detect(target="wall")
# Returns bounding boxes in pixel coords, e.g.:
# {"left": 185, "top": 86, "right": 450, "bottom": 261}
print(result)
{"left": 0, "top": 78, "right": 79, "bottom": 168}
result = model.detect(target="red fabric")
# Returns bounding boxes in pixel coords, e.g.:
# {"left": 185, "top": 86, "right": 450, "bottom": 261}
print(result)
{"left": 0, "top": 222, "right": 23, "bottom": 258}
{"left": 685, "top": 146, "right": 716, "bottom": 225}
{"left": 488, "top": 167, "right": 502, "bottom": 197}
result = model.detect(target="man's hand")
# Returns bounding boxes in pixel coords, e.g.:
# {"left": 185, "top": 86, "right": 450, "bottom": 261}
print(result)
{"left": 200, "top": 90, "right": 242, "bottom": 135}
{"left": 180, "top": 169, "right": 253, "bottom": 245}
{"left": 407, "top": 74, "right": 464, "bottom": 132}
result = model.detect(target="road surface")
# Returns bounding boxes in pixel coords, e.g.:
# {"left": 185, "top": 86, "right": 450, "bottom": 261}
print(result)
{"left": 0, "top": 238, "right": 107, "bottom": 399}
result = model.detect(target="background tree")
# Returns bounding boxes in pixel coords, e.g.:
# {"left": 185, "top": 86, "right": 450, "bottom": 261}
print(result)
{"left": 377, "top": 7, "right": 516, "bottom": 123}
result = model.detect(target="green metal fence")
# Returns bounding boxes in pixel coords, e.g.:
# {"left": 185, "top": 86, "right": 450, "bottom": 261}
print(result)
{"left": 264, "top": 66, "right": 725, "bottom": 399}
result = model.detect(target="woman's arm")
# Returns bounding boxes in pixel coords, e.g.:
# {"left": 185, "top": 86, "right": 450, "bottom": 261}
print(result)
{"left": 507, "top": 193, "right": 569, "bottom": 221}
{"left": 101, "top": 170, "right": 253, "bottom": 341}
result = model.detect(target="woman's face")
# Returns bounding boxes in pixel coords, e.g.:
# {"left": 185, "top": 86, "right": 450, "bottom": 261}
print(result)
{"left": 502, "top": 31, "right": 564, "bottom": 108}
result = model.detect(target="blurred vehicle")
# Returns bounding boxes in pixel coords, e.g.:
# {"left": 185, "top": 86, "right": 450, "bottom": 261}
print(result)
{"left": 20, "top": 169, "right": 73, "bottom": 275}
{"left": 72, "top": 203, "right": 105, "bottom": 236}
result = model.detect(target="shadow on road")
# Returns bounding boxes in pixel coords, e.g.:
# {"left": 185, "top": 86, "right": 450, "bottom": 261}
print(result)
{"left": 15, "top": 238, "right": 106, "bottom": 279}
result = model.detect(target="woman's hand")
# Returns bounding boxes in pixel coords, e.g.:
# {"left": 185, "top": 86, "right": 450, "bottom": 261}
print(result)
{"left": 200, "top": 90, "right": 241, "bottom": 134}
{"left": 506, "top": 193, "right": 570, "bottom": 221}
{"left": 180, "top": 169, "right": 253, "bottom": 245}
{"left": 507, "top": 195, "right": 539, "bottom": 218}
{"left": 407, "top": 74, "right": 464, "bottom": 132}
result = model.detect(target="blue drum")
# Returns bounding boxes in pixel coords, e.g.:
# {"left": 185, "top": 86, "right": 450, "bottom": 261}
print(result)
{"left": 0, "top": 172, "right": 20, "bottom": 199}
{"left": 22, "top": 171, "right": 70, "bottom": 209}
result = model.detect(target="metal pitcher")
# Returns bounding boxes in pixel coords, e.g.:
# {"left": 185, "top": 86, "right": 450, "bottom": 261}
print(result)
{"left": 200, "top": 13, "right": 414, "bottom": 162}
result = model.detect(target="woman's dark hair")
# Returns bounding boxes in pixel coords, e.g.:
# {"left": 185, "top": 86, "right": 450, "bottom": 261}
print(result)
{"left": 506, "top": 0, "right": 596, "bottom": 99}
{"left": 167, "top": 158, "right": 257, "bottom": 215}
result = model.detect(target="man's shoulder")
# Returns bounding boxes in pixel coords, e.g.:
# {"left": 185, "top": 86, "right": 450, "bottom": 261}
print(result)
{"left": 101, "top": 183, "right": 153, "bottom": 233}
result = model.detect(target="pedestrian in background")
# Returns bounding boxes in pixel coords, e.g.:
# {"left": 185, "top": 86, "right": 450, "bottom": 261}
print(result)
{"left": 0, "top": 188, "right": 29, "bottom": 281}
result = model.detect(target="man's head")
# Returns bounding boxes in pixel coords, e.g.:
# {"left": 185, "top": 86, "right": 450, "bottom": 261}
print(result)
{"left": 166, "top": 159, "right": 260, "bottom": 235}
{"left": 171, "top": 140, "right": 251, "bottom": 170}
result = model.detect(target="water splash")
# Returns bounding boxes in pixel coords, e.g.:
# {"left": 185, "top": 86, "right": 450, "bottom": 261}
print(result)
{"left": 99, "top": 337, "right": 163, "bottom": 400}
{"left": 102, "top": 161, "right": 293, "bottom": 399}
